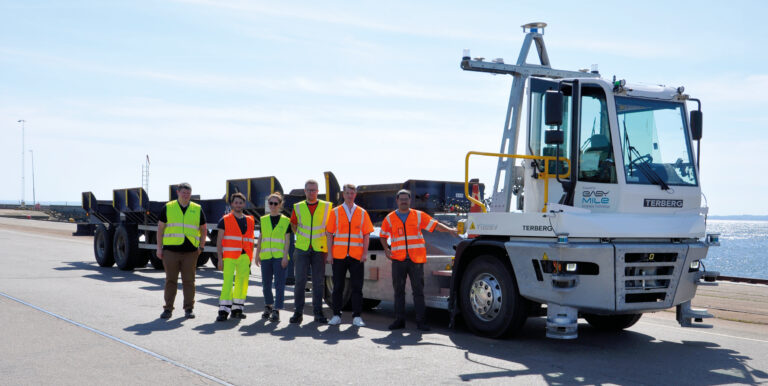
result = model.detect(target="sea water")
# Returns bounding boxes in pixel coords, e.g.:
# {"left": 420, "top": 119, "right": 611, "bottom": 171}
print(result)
{"left": 705, "top": 220, "right": 768, "bottom": 280}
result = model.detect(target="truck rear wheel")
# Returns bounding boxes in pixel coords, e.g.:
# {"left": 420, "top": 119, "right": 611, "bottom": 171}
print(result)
{"left": 196, "top": 254, "right": 209, "bottom": 267}
{"left": 93, "top": 224, "right": 115, "bottom": 267}
{"left": 324, "top": 276, "right": 352, "bottom": 310}
{"left": 583, "top": 313, "right": 642, "bottom": 331}
{"left": 460, "top": 255, "right": 528, "bottom": 338}
{"left": 148, "top": 233, "right": 164, "bottom": 270}
{"left": 113, "top": 225, "right": 139, "bottom": 271}
{"left": 362, "top": 298, "right": 381, "bottom": 310}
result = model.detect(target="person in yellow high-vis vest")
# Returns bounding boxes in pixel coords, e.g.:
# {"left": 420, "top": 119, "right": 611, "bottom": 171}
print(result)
{"left": 156, "top": 182, "right": 208, "bottom": 320}
{"left": 254, "top": 192, "right": 291, "bottom": 322}
{"left": 215, "top": 192, "right": 255, "bottom": 322}
{"left": 289, "top": 179, "right": 331, "bottom": 324}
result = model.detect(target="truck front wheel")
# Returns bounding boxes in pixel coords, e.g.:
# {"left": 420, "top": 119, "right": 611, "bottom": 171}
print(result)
{"left": 583, "top": 313, "right": 642, "bottom": 331}
{"left": 460, "top": 255, "right": 528, "bottom": 338}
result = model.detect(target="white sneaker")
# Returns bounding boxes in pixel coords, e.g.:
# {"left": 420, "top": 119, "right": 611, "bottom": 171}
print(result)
{"left": 328, "top": 315, "right": 342, "bottom": 325}
{"left": 352, "top": 316, "right": 366, "bottom": 327}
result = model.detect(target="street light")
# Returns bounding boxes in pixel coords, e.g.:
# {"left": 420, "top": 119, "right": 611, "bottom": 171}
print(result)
{"left": 17, "top": 119, "right": 25, "bottom": 207}
{"left": 29, "top": 149, "right": 36, "bottom": 207}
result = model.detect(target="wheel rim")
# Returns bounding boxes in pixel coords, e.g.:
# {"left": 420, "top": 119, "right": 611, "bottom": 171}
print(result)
{"left": 469, "top": 273, "right": 502, "bottom": 322}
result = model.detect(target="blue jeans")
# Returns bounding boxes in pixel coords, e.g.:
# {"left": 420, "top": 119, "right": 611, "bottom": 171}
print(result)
{"left": 260, "top": 258, "right": 287, "bottom": 309}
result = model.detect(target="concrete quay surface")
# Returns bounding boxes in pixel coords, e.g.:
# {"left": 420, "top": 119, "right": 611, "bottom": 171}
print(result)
{"left": 1, "top": 217, "right": 767, "bottom": 385}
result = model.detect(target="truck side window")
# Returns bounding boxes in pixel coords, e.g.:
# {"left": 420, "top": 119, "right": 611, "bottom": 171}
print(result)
{"left": 529, "top": 85, "right": 571, "bottom": 175}
{"left": 578, "top": 86, "right": 616, "bottom": 183}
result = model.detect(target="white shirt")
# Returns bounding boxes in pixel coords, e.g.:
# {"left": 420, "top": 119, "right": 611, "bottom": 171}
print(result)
{"left": 341, "top": 202, "right": 356, "bottom": 222}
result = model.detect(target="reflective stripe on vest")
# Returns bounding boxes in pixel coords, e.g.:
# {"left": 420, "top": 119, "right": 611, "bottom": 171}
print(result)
{"left": 330, "top": 205, "right": 367, "bottom": 260}
{"left": 384, "top": 209, "right": 430, "bottom": 263}
{"left": 221, "top": 213, "right": 255, "bottom": 260}
{"left": 294, "top": 200, "right": 330, "bottom": 252}
{"left": 162, "top": 200, "right": 202, "bottom": 247}
{"left": 259, "top": 214, "right": 290, "bottom": 260}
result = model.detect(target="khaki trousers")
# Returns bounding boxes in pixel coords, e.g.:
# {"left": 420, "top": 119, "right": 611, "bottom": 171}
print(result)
{"left": 163, "top": 250, "right": 197, "bottom": 311}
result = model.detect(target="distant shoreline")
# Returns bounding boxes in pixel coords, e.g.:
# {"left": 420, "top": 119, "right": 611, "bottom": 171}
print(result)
{"left": 709, "top": 215, "right": 768, "bottom": 221}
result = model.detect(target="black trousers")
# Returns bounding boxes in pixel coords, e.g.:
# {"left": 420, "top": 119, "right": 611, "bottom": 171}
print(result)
{"left": 332, "top": 256, "right": 364, "bottom": 317}
{"left": 392, "top": 258, "right": 425, "bottom": 322}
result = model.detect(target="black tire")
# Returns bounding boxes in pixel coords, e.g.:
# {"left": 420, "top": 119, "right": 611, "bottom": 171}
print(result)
{"left": 134, "top": 251, "right": 150, "bottom": 269}
{"left": 93, "top": 224, "right": 115, "bottom": 267}
{"left": 209, "top": 255, "right": 219, "bottom": 269}
{"left": 196, "top": 253, "right": 209, "bottom": 267}
{"left": 148, "top": 232, "right": 164, "bottom": 270}
{"left": 113, "top": 224, "right": 139, "bottom": 271}
{"left": 323, "top": 276, "right": 352, "bottom": 310}
{"left": 362, "top": 298, "right": 381, "bottom": 311}
{"left": 583, "top": 313, "right": 642, "bottom": 331}
{"left": 459, "top": 255, "right": 528, "bottom": 338}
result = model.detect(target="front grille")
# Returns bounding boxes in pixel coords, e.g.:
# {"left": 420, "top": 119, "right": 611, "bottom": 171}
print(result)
{"left": 616, "top": 245, "right": 687, "bottom": 311}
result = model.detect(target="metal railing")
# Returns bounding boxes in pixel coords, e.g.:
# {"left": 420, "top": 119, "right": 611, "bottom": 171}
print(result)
{"left": 464, "top": 151, "right": 571, "bottom": 213}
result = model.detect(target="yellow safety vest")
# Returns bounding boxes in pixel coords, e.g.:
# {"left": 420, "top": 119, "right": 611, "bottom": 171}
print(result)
{"left": 259, "top": 214, "right": 290, "bottom": 260}
{"left": 294, "top": 200, "right": 330, "bottom": 252}
{"left": 163, "top": 200, "right": 202, "bottom": 248}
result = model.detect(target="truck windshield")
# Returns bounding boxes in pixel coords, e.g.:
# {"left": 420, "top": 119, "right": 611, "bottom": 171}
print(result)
{"left": 616, "top": 97, "right": 697, "bottom": 187}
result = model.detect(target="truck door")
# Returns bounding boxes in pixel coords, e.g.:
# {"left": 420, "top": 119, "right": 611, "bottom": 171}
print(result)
{"left": 573, "top": 83, "right": 619, "bottom": 212}
{"left": 525, "top": 78, "right": 571, "bottom": 212}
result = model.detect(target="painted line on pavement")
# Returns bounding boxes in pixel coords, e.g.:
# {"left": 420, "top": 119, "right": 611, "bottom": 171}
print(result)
{"left": 0, "top": 228, "right": 91, "bottom": 245}
{"left": 0, "top": 291, "right": 232, "bottom": 386}
{"left": 639, "top": 320, "right": 768, "bottom": 344}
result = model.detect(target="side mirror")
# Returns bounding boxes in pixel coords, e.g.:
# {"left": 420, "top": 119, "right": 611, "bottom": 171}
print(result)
{"left": 545, "top": 90, "right": 563, "bottom": 126}
{"left": 690, "top": 110, "right": 702, "bottom": 140}
{"left": 545, "top": 130, "right": 564, "bottom": 145}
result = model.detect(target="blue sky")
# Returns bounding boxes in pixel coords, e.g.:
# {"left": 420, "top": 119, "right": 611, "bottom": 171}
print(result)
{"left": 0, "top": 0, "right": 765, "bottom": 215}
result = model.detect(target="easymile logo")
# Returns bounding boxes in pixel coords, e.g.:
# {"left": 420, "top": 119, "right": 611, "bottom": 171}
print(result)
{"left": 582, "top": 188, "right": 610, "bottom": 207}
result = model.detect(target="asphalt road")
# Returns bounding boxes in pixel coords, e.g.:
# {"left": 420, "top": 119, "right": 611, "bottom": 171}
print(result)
{"left": 1, "top": 217, "right": 767, "bottom": 385}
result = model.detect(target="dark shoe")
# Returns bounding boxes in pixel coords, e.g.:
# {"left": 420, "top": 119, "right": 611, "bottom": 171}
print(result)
{"left": 231, "top": 309, "right": 246, "bottom": 319}
{"left": 216, "top": 311, "right": 228, "bottom": 322}
{"left": 262, "top": 305, "right": 273, "bottom": 319}
{"left": 388, "top": 319, "right": 406, "bottom": 330}
{"left": 269, "top": 309, "right": 280, "bottom": 322}
{"left": 289, "top": 313, "right": 303, "bottom": 324}
{"left": 314, "top": 314, "right": 328, "bottom": 324}
{"left": 286, "top": 277, "right": 296, "bottom": 286}
{"left": 417, "top": 322, "right": 431, "bottom": 331}
{"left": 185, "top": 310, "right": 195, "bottom": 319}
{"left": 160, "top": 310, "right": 172, "bottom": 319}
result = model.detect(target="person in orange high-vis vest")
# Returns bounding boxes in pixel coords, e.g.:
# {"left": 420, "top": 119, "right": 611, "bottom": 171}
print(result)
{"left": 325, "top": 184, "right": 374, "bottom": 327}
{"left": 379, "top": 189, "right": 457, "bottom": 331}
{"left": 215, "top": 193, "right": 255, "bottom": 322}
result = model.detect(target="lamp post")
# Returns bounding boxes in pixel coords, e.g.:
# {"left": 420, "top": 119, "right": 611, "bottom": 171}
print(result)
{"left": 17, "top": 119, "right": 25, "bottom": 208}
{"left": 29, "top": 149, "right": 36, "bottom": 207}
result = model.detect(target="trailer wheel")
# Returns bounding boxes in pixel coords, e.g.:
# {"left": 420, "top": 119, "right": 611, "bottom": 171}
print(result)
{"left": 583, "top": 313, "right": 642, "bottom": 331}
{"left": 460, "top": 255, "right": 528, "bottom": 338}
{"left": 324, "top": 276, "right": 352, "bottom": 310}
{"left": 148, "top": 233, "right": 164, "bottom": 270}
{"left": 93, "top": 224, "right": 115, "bottom": 267}
{"left": 208, "top": 231, "right": 219, "bottom": 268}
{"left": 196, "top": 253, "right": 209, "bottom": 267}
{"left": 113, "top": 225, "right": 139, "bottom": 271}
{"left": 362, "top": 298, "right": 381, "bottom": 311}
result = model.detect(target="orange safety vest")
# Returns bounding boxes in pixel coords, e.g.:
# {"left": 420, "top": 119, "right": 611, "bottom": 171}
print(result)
{"left": 221, "top": 213, "right": 255, "bottom": 260}
{"left": 327, "top": 205, "right": 374, "bottom": 260}
{"left": 380, "top": 209, "right": 438, "bottom": 263}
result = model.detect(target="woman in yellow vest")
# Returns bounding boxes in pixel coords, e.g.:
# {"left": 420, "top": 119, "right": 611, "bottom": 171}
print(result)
{"left": 216, "top": 192, "right": 255, "bottom": 322}
{"left": 255, "top": 192, "right": 291, "bottom": 322}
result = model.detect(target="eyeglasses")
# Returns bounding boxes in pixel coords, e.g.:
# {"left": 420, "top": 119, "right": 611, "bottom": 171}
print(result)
{"left": 268, "top": 202, "right": 280, "bottom": 206}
